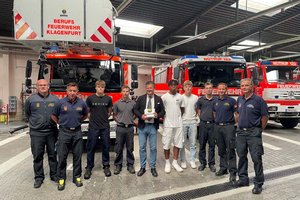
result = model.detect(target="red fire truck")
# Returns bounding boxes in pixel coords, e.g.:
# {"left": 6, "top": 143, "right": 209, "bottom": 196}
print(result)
{"left": 246, "top": 61, "right": 300, "bottom": 128}
{"left": 152, "top": 54, "right": 246, "bottom": 97}
{"left": 152, "top": 55, "right": 300, "bottom": 129}
{"left": 14, "top": 0, "right": 138, "bottom": 138}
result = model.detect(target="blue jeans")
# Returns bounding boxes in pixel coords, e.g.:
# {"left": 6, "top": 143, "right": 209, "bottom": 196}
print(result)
{"left": 180, "top": 123, "right": 197, "bottom": 162}
{"left": 138, "top": 124, "right": 157, "bottom": 169}
{"left": 86, "top": 128, "right": 110, "bottom": 169}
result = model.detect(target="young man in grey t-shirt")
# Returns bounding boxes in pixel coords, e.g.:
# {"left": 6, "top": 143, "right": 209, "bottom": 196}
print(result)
{"left": 113, "top": 85, "right": 136, "bottom": 175}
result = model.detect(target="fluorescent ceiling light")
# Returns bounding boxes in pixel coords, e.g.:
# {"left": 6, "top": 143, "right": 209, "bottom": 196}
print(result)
{"left": 228, "top": 45, "right": 250, "bottom": 50}
{"left": 246, "top": 45, "right": 273, "bottom": 52}
{"left": 231, "top": 0, "right": 293, "bottom": 16}
{"left": 238, "top": 40, "right": 266, "bottom": 46}
{"left": 115, "top": 19, "right": 163, "bottom": 38}
{"left": 228, "top": 40, "right": 267, "bottom": 51}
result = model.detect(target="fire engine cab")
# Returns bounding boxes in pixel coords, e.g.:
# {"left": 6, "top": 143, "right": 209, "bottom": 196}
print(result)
{"left": 14, "top": 0, "right": 138, "bottom": 139}
{"left": 152, "top": 54, "right": 246, "bottom": 97}
{"left": 247, "top": 61, "right": 300, "bottom": 128}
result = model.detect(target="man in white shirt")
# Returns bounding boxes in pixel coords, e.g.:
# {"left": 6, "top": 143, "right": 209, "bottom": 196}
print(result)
{"left": 179, "top": 80, "right": 198, "bottom": 169}
{"left": 161, "top": 79, "right": 185, "bottom": 173}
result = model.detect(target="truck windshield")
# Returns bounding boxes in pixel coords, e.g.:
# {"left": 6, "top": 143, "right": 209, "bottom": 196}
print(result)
{"left": 266, "top": 66, "right": 300, "bottom": 83}
{"left": 50, "top": 59, "right": 122, "bottom": 92}
{"left": 188, "top": 61, "right": 245, "bottom": 87}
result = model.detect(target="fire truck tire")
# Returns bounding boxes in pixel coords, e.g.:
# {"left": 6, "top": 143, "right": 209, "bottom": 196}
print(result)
{"left": 280, "top": 119, "right": 299, "bottom": 129}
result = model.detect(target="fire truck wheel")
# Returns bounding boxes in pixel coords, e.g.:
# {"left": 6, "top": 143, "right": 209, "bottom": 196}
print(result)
{"left": 280, "top": 119, "right": 299, "bottom": 129}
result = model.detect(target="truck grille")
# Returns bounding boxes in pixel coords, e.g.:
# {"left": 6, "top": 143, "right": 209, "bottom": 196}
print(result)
{"left": 263, "top": 88, "right": 300, "bottom": 100}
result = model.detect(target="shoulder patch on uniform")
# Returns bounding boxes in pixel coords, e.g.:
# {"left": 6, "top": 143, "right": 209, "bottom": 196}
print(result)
{"left": 224, "top": 102, "right": 230, "bottom": 106}
{"left": 63, "top": 106, "right": 68, "bottom": 111}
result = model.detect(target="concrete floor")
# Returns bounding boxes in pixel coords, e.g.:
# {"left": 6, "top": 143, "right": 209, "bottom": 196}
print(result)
{"left": 0, "top": 122, "right": 300, "bottom": 200}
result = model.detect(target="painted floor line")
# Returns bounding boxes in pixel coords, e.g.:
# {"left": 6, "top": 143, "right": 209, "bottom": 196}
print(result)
{"left": 0, "top": 131, "right": 28, "bottom": 147}
{"left": 67, "top": 164, "right": 73, "bottom": 170}
{"left": 263, "top": 142, "right": 282, "bottom": 150}
{"left": 263, "top": 132, "right": 300, "bottom": 146}
{"left": 0, "top": 148, "right": 31, "bottom": 176}
{"left": 194, "top": 171, "right": 300, "bottom": 200}
{"left": 126, "top": 162, "right": 300, "bottom": 200}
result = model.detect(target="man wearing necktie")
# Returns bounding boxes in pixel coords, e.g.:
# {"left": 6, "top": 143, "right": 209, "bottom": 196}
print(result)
{"left": 134, "top": 81, "right": 165, "bottom": 177}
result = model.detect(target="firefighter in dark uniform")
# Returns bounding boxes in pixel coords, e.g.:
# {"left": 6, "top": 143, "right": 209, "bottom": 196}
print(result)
{"left": 25, "top": 79, "right": 59, "bottom": 188}
{"left": 196, "top": 82, "right": 217, "bottom": 172}
{"left": 213, "top": 83, "right": 237, "bottom": 186}
{"left": 51, "top": 82, "right": 88, "bottom": 191}
{"left": 236, "top": 78, "right": 268, "bottom": 194}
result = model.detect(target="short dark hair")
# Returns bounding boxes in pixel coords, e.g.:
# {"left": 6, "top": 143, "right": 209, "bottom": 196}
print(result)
{"left": 204, "top": 82, "right": 213, "bottom": 87}
{"left": 168, "top": 79, "right": 178, "bottom": 86}
{"left": 217, "top": 82, "right": 227, "bottom": 89}
{"left": 95, "top": 80, "right": 106, "bottom": 87}
{"left": 145, "top": 81, "right": 155, "bottom": 86}
{"left": 121, "top": 85, "right": 130, "bottom": 91}
{"left": 67, "top": 82, "right": 78, "bottom": 88}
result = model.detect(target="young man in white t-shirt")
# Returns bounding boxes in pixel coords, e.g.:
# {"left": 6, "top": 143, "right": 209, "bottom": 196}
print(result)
{"left": 179, "top": 80, "right": 199, "bottom": 169}
{"left": 161, "top": 79, "right": 185, "bottom": 173}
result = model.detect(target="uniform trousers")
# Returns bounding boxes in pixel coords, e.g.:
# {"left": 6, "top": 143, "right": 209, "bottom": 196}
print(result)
{"left": 57, "top": 128, "right": 83, "bottom": 180}
{"left": 215, "top": 124, "right": 237, "bottom": 176}
{"left": 236, "top": 127, "right": 264, "bottom": 186}
{"left": 30, "top": 132, "right": 58, "bottom": 181}
{"left": 114, "top": 126, "right": 135, "bottom": 167}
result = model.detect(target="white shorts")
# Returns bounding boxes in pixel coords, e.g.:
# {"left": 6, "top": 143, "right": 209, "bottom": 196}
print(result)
{"left": 162, "top": 127, "right": 184, "bottom": 149}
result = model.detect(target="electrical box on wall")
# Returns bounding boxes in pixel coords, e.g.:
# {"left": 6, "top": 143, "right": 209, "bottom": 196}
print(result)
{"left": 9, "top": 96, "right": 17, "bottom": 113}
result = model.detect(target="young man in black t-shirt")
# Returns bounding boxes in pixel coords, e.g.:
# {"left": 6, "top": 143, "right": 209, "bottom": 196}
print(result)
{"left": 84, "top": 80, "right": 113, "bottom": 179}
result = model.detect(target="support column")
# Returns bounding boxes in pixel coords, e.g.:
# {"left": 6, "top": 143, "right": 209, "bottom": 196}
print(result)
{"left": 0, "top": 53, "right": 10, "bottom": 106}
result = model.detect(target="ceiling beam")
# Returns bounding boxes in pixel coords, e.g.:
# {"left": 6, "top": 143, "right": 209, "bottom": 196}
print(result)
{"left": 213, "top": 6, "right": 300, "bottom": 52}
{"left": 233, "top": 36, "right": 300, "bottom": 53}
{"left": 263, "top": 53, "right": 300, "bottom": 60}
{"left": 158, "top": 0, "right": 226, "bottom": 45}
{"left": 263, "top": 30, "right": 300, "bottom": 37}
{"left": 157, "top": 0, "right": 300, "bottom": 53}
{"left": 116, "top": 0, "right": 135, "bottom": 15}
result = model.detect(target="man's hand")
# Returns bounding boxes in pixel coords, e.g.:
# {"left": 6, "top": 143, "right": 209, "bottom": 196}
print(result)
{"left": 142, "top": 114, "right": 148, "bottom": 121}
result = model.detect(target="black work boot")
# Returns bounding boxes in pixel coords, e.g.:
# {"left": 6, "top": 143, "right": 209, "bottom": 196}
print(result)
{"left": 84, "top": 168, "right": 92, "bottom": 179}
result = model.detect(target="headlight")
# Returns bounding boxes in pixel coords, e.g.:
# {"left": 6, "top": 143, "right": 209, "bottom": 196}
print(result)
{"left": 268, "top": 106, "right": 278, "bottom": 111}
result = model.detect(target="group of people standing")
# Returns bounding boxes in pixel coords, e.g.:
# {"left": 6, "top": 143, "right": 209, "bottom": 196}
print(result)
{"left": 25, "top": 77, "right": 268, "bottom": 195}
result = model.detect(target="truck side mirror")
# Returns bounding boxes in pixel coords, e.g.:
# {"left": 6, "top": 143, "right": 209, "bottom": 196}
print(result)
{"left": 44, "top": 68, "right": 49, "bottom": 75}
{"left": 131, "top": 81, "right": 138, "bottom": 89}
{"left": 25, "top": 78, "right": 32, "bottom": 87}
{"left": 131, "top": 64, "right": 138, "bottom": 89}
{"left": 26, "top": 60, "right": 32, "bottom": 78}
{"left": 174, "top": 66, "right": 179, "bottom": 80}
{"left": 131, "top": 64, "right": 138, "bottom": 81}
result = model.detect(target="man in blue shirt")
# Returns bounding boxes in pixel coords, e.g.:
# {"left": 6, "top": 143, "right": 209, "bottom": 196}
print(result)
{"left": 236, "top": 78, "right": 268, "bottom": 195}
{"left": 196, "top": 82, "right": 216, "bottom": 172}
{"left": 52, "top": 82, "right": 88, "bottom": 191}
{"left": 213, "top": 83, "right": 237, "bottom": 186}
